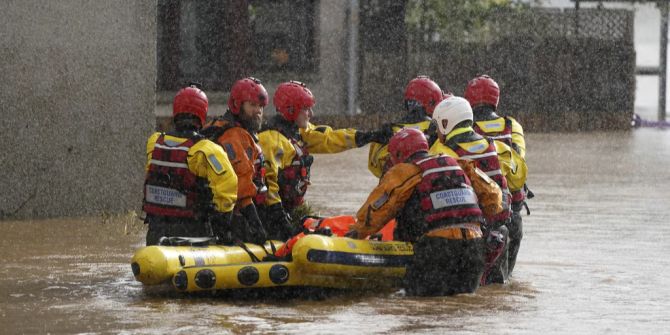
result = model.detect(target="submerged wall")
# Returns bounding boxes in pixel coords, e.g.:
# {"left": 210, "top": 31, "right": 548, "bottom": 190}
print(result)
{"left": 0, "top": 1, "right": 156, "bottom": 219}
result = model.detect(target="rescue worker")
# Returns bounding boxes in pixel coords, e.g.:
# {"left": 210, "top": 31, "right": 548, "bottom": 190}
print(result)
{"left": 258, "top": 80, "right": 390, "bottom": 240}
{"left": 201, "top": 77, "right": 268, "bottom": 245}
{"left": 464, "top": 75, "right": 527, "bottom": 275}
{"left": 429, "top": 96, "right": 524, "bottom": 284}
{"left": 368, "top": 75, "right": 447, "bottom": 178}
{"left": 350, "top": 128, "right": 503, "bottom": 296}
{"left": 142, "top": 84, "right": 238, "bottom": 246}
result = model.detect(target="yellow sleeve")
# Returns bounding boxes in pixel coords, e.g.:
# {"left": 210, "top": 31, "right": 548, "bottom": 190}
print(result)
{"left": 258, "top": 130, "right": 296, "bottom": 206}
{"left": 145, "top": 132, "right": 161, "bottom": 172}
{"left": 493, "top": 141, "right": 527, "bottom": 192}
{"left": 188, "top": 140, "right": 238, "bottom": 213}
{"left": 429, "top": 140, "right": 459, "bottom": 158}
{"left": 508, "top": 117, "right": 526, "bottom": 158}
{"left": 353, "top": 163, "right": 422, "bottom": 238}
{"left": 300, "top": 123, "right": 357, "bottom": 153}
{"left": 367, "top": 143, "right": 389, "bottom": 178}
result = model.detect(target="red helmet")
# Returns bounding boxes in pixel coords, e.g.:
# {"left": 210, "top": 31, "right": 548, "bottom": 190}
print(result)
{"left": 228, "top": 77, "right": 269, "bottom": 115}
{"left": 404, "top": 76, "right": 444, "bottom": 116}
{"left": 464, "top": 75, "right": 500, "bottom": 109}
{"left": 173, "top": 85, "right": 208, "bottom": 126}
{"left": 388, "top": 128, "right": 429, "bottom": 165}
{"left": 273, "top": 81, "right": 315, "bottom": 121}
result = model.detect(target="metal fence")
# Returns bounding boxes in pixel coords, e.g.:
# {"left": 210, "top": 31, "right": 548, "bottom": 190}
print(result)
{"left": 358, "top": 7, "right": 635, "bottom": 131}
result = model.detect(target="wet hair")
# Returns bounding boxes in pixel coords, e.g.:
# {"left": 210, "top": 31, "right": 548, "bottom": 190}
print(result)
{"left": 173, "top": 114, "right": 202, "bottom": 131}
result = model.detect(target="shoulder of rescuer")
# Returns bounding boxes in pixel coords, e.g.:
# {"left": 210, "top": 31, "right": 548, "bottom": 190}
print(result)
{"left": 456, "top": 158, "right": 503, "bottom": 217}
{"left": 353, "top": 163, "right": 423, "bottom": 239}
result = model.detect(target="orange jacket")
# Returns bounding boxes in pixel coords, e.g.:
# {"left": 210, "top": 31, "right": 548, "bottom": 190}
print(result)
{"left": 206, "top": 119, "right": 261, "bottom": 209}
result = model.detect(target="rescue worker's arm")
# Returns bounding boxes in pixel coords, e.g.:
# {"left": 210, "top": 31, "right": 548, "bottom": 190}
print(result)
{"left": 258, "top": 130, "right": 296, "bottom": 207}
{"left": 216, "top": 129, "right": 257, "bottom": 208}
{"left": 508, "top": 117, "right": 526, "bottom": 158}
{"left": 457, "top": 159, "right": 502, "bottom": 217}
{"left": 144, "top": 132, "right": 161, "bottom": 172}
{"left": 258, "top": 130, "right": 301, "bottom": 240}
{"left": 188, "top": 140, "right": 238, "bottom": 213}
{"left": 352, "top": 163, "right": 422, "bottom": 239}
{"left": 493, "top": 141, "right": 528, "bottom": 193}
{"left": 367, "top": 143, "right": 389, "bottom": 178}
{"left": 300, "top": 123, "right": 358, "bottom": 153}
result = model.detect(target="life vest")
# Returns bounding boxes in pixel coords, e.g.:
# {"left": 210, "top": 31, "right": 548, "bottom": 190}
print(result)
{"left": 278, "top": 137, "right": 313, "bottom": 210}
{"left": 252, "top": 148, "right": 268, "bottom": 205}
{"left": 473, "top": 117, "right": 513, "bottom": 148}
{"left": 395, "top": 155, "right": 484, "bottom": 241}
{"left": 473, "top": 117, "right": 526, "bottom": 204}
{"left": 445, "top": 135, "right": 512, "bottom": 224}
{"left": 204, "top": 119, "right": 268, "bottom": 206}
{"left": 143, "top": 134, "right": 212, "bottom": 218}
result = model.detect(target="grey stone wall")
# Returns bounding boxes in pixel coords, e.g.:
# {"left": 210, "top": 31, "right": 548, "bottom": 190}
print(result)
{"left": 0, "top": 1, "right": 157, "bottom": 219}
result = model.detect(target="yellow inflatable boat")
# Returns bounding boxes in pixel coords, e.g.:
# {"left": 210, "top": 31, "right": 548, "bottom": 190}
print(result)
{"left": 131, "top": 234, "right": 413, "bottom": 292}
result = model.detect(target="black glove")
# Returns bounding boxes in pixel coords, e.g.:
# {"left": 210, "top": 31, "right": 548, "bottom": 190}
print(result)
{"left": 265, "top": 203, "right": 298, "bottom": 241}
{"left": 210, "top": 211, "right": 233, "bottom": 245}
{"left": 239, "top": 204, "right": 268, "bottom": 245}
{"left": 355, "top": 123, "right": 394, "bottom": 147}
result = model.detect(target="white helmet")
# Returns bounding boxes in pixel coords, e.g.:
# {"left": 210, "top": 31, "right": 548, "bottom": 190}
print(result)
{"left": 432, "top": 96, "right": 473, "bottom": 135}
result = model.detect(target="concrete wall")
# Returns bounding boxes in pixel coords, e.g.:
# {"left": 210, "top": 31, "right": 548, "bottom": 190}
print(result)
{"left": 0, "top": 1, "right": 157, "bottom": 219}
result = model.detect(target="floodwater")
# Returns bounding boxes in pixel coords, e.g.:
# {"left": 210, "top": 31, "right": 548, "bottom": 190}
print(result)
{"left": 1, "top": 129, "right": 669, "bottom": 334}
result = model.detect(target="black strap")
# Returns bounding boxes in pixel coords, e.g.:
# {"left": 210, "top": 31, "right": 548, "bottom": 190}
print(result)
{"left": 237, "top": 242, "right": 262, "bottom": 263}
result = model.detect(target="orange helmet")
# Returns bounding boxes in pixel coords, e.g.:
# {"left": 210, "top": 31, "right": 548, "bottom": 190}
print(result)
{"left": 173, "top": 84, "right": 208, "bottom": 126}
{"left": 273, "top": 81, "right": 315, "bottom": 121}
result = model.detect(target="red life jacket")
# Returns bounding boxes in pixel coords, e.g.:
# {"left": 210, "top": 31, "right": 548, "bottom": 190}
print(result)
{"left": 143, "top": 134, "right": 212, "bottom": 218}
{"left": 473, "top": 117, "right": 526, "bottom": 204}
{"left": 278, "top": 137, "right": 313, "bottom": 210}
{"left": 395, "top": 155, "right": 484, "bottom": 242}
{"left": 445, "top": 134, "right": 512, "bottom": 224}
{"left": 253, "top": 146, "right": 268, "bottom": 205}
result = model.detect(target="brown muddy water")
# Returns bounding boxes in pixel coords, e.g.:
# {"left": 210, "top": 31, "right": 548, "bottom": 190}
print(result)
{"left": 1, "top": 129, "right": 669, "bottom": 334}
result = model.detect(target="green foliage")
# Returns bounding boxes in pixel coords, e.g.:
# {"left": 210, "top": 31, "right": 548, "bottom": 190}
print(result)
{"left": 405, "top": 0, "right": 534, "bottom": 43}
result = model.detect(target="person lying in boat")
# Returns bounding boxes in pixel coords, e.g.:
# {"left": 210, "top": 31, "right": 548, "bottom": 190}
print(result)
{"left": 367, "top": 75, "right": 447, "bottom": 178}
{"left": 142, "top": 84, "right": 238, "bottom": 246}
{"left": 348, "top": 128, "right": 503, "bottom": 296}
{"left": 257, "top": 80, "right": 391, "bottom": 241}
{"left": 430, "top": 96, "right": 527, "bottom": 284}
{"left": 465, "top": 75, "right": 529, "bottom": 277}
{"left": 201, "top": 77, "right": 268, "bottom": 246}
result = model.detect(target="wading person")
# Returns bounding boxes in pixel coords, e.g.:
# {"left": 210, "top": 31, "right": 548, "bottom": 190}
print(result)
{"left": 430, "top": 96, "right": 520, "bottom": 284}
{"left": 258, "top": 80, "right": 390, "bottom": 240}
{"left": 368, "top": 75, "right": 447, "bottom": 178}
{"left": 201, "top": 77, "right": 268, "bottom": 245}
{"left": 349, "top": 128, "right": 502, "bottom": 296}
{"left": 142, "top": 84, "right": 238, "bottom": 246}
{"left": 465, "top": 74, "right": 528, "bottom": 275}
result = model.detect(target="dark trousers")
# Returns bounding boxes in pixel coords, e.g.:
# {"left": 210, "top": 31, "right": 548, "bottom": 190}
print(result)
{"left": 404, "top": 236, "right": 485, "bottom": 296}
{"left": 508, "top": 205, "right": 524, "bottom": 275}
{"left": 145, "top": 215, "right": 212, "bottom": 246}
